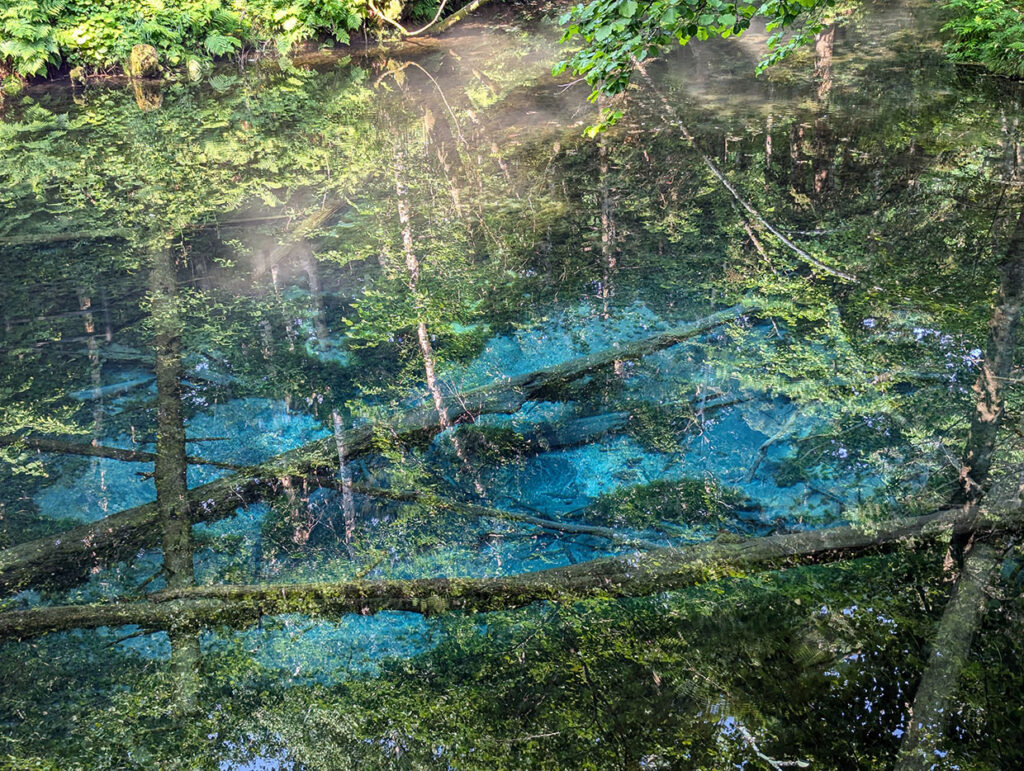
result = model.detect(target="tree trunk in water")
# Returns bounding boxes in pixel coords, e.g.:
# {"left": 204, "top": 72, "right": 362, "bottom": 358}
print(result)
{"left": 0, "top": 435, "right": 241, "bottom": 469}
{"left": 1, "top": 505, "right": 1019, "bottom": 640}
{"left": 150, "top": 244, "right": 200, "bottom": 708}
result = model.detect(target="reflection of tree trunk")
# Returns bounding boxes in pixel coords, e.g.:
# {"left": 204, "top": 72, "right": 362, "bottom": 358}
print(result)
{"left": 3, "top": 504, "right": 1020, "bottom": 639}
{"left": 77, "top": 287, "right": 107, "bottom": 505}
{"left": 954, "top": 207, "right": 1024, "bottom": 505}
{"left": 598, "top": 135, "right": 618, "bottom": 321}
{"left": 150, "top": 245, "right": 200, "bottom": 709}
{"left": 76, "top": 288, "right": 104, "bottom": 443}
{"left": 0, "top": 305, "right": 751, "bottom": 594}
{"left": 301, "top": 252, "right": 331, "bottom": 346}
{"left": 168, "top": 629, "right": 201, "bottom": 710}
{"left": 789, "top": 123, "right": 804, "bottom": 191}
{"left": 634, "top": 62, "right": 855, "bottom": 282}
{"left": 278, "top": 474, "right": 313, "bottom": 547}
{"left": 895, "top": 539, "right": 1002, "bottom": 770}
{"left": 150, "top": 247, "right": 192, "bottom": 591}
{"left": 423, "top": 106, "right": 463, "bottom": 214}
{"left": 392, "top": 136, "right": 485, "bottom": 494}
{"left": 393, "top": 142, "right": 448, "bottom": 431}
{"left": 331, "top": 410, "right": 358, "bottom": 553}
{"left": 812, "top": 26, "right": 836, "bottom": 198}
{"left": 898, "top": 212, "right": 1024, "bottom": 766}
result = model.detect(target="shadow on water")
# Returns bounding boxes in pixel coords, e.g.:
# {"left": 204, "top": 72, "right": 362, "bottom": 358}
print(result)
{"left": 1, "top": 0, "right": 1023, "bottom": 767}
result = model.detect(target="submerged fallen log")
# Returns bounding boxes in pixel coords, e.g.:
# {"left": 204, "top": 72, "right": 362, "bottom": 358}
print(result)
{"left": 0, "top": 305, "right": 752, "bottom": 596}
{"left": 0, "top": 435, "right": 242, "bottom": 470}
{"left": 1, "top": 505, "right": 1019, "bottom": 640}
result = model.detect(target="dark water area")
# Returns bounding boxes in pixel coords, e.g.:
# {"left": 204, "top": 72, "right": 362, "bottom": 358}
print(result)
{"left": 1, "top": 1, "right": 1023, "bottom": 767}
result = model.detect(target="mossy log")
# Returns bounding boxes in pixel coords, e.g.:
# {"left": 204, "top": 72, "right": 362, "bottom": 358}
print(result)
{"left": 0, "top": 505, "right": 1019, "bottom": 641}
{"left": 0, "top": 305, "right": 752, "bottom": 596}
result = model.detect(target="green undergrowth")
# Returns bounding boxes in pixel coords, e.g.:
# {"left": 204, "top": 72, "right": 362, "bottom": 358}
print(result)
{"left": 942, "top": 0, "right": 1024, "bottom": 77}
{"left": 0, "top": 0, "right": 451, "bottom": 79}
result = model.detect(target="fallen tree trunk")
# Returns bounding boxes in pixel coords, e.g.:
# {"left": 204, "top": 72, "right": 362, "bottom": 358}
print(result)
{"left": 0, "top": 305, "right": 752, "bottom": 596}
{"left": 0, "top": 216, "right": 296, "bottom": 247}
{"left": 0, "top": 435, "right": 241, "bottom": 470}
{"left": 432, "top": 0, "right": 493, "bottom": 34}
{"left": 1, "top": 505, "right": 1019, "bottom": 641}
{"left": 0, "top": 229, "right": 130, "bottom": 246}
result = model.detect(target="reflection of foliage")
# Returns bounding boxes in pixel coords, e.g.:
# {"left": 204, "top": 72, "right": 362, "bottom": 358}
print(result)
{"left": 1, "top": 9, "right": 1023, "bottom": 767}
{"left": 8, "top": 552, "right": 1004, "bottom": 768}
{"left": 586, "top": 477, "right": 754, "bottom": 529}
{"left": 450, "top": 424, "right": 533, "bottom": 466}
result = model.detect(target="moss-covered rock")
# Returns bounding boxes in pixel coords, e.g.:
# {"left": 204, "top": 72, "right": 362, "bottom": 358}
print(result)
{"left": 127, "top": 44, "right": 160, "bottom": 78}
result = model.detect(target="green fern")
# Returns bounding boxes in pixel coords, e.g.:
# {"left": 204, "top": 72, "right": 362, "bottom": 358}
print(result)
{"left": 1, "top": 4, "right": 60, "bottom": 77}
{"left": 204, "top": 32, "right": 241, "bottom": 56}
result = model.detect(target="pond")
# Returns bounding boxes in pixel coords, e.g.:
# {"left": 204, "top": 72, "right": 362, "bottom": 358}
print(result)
{"left": 1, "top": 1, "right": 1022, "bottom": 767}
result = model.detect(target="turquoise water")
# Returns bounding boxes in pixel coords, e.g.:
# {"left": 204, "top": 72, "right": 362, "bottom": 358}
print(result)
{"left": 1, "top": 2, "right": 1022, "bottom": 767}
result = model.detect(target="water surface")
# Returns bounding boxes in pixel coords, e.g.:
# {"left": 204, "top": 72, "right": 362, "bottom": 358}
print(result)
{"left": 1, "top": 2, "right": 1022, "bottom": 767}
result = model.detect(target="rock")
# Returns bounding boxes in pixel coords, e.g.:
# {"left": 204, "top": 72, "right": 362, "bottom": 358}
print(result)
{"left": 127, "top": 44, "right": 160, "bottom": 78}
